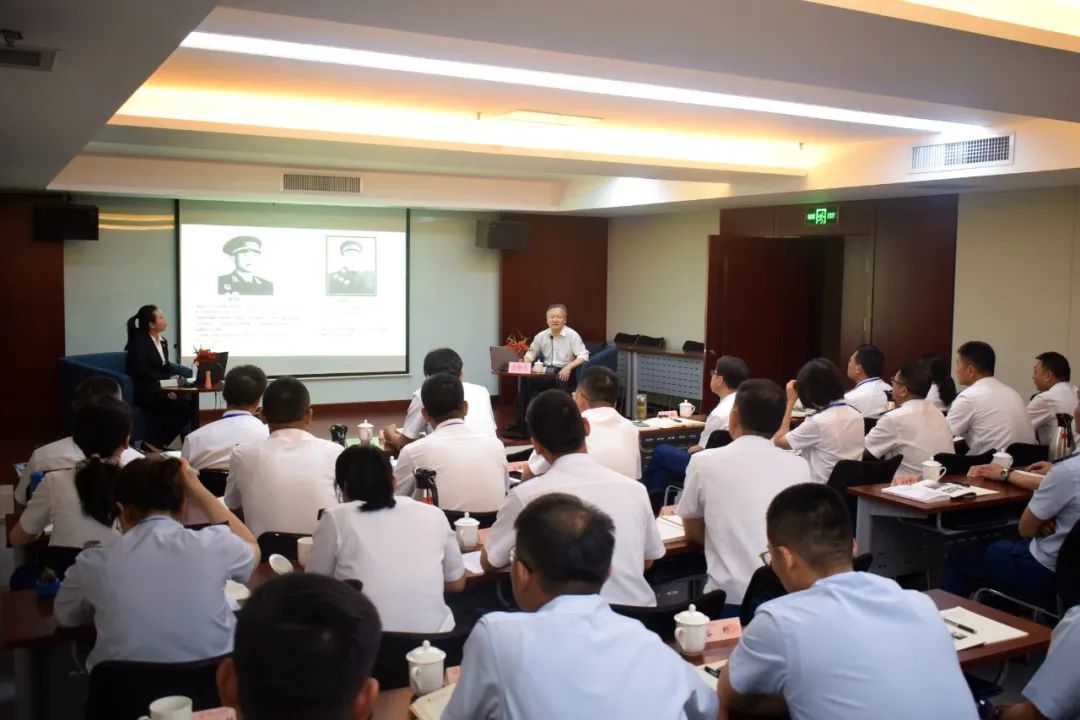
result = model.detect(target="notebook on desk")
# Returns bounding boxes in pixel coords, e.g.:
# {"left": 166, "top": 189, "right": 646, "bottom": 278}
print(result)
{"left": 940, "top": 606, "right": 1027, "bottom": 651}
{"left": 410, "top": 683, "right": 456, "bottom": 720}
{"left": 882, "top": 480, "right": 998, "bottom": 504}
{"left": 656, "top": 515, "right": 686, "bottom": 542}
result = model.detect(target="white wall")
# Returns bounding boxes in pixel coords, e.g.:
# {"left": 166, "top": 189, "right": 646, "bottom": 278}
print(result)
{"left": 607, "top": 210, "right": 716, "bottom": 349}
{"left": 953, "top": 187, "right": 1080, "bottom": 394}
{"left": 65, "top": 197, "right": 500, "bottom": 404}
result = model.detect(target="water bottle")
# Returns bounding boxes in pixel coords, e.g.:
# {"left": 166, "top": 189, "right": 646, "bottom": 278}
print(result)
{"left": 414, "top": 467, "right": 439, "bottom": 506}
{"left": 329, "top": 424, "right": 348, "bottom": 447}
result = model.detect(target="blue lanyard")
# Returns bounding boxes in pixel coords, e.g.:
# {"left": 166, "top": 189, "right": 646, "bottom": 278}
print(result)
{"left": 854, "top": 378, "right": 879, "bottom": 388}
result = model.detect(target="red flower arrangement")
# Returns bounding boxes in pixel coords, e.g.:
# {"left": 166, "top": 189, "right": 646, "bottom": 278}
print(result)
{"left": 193, "top": 347, "right": 218, "bottom": 366}
{"left": 504, "top": 333, "right": 530, "bottom": 358}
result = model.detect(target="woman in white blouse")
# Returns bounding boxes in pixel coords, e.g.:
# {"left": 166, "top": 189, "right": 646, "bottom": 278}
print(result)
{"left": 307, "top": 445, "right": 466, "bottom": 633}
{"left": 922, "top": 353, "right": 957, "bottom": 412}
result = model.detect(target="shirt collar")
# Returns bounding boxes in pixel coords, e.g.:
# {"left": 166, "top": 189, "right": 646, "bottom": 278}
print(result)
{"left": 854, "top": 377, "right": 880, "bottom": 388}
{"left": 730, "top": 434, "right": 773, "bottom": 448}
{"left": 222, "top": 410, "right": 253, "bottom": 418}
{"left": 549, "top": 453, "right": 591, "bottom": 471}
{"left": 132, "top": 515, "right": 181, "bottom": 531}
{"left": 435, "top": 418, "right": 466, "bottom": 431}
{"left": 811, "top": 570, "right": 860, "bottom": 589}
{"left": 537, "top": 593, "right": 607, "bottom": 615}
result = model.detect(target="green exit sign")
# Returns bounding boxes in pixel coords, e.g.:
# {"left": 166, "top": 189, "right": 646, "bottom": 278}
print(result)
{"left": 805, "top": 206, "right": 840, "bottom": 226}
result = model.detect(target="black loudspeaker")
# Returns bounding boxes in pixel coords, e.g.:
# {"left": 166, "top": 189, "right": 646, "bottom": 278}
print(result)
{"left": 476, "top": 220, "right": 528, "bottom": 250}
{"left": 33, "top": 203, "right": 99, "bottom": 242}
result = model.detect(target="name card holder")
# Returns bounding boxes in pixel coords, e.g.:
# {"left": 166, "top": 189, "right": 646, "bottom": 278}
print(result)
{"left": 507, "top": 361, "right": 532, "bottom": 374}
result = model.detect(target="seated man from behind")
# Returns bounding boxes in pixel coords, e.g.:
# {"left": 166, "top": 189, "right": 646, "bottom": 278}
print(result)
{"left": 844, "top": 343, "right": 890, "bottom": 419}
{"left": 1027, "top": 351, "right": 1076, "bottom": 445}
{"left": 16, "top": 375, "right": 142, "bottom": 506}
{"left": 182, "top": 364, "right": 269, "bottom": 471}
{"left": 948, "top": 340, "right": 1035, "bottom": 454}
{"left": 382, "top": 347, "right": 496, "bottom": 452}
{"left": 217, "top": 573, "right": 382, "bottom": 720}
{"left": 997, "top": 603, "right": 1080, "bottom": 720}
{"left": 716, "top": 484, "right": 978, "bottom": 720}
{"left": 482, "top": 390, "right": 664, "bottom": 607}
{"left": 224, "top": 377, "right": 342, "bottom": 537}
{"left": 445, "top": 493, "right": 717, "bottom": 720}
{"left": 394, "top": 373, "right": 509, "bottom": 512}
{"left": 864, "top": 360, "right": 954, "bottom": 477}
{"left": 677, "top": 379, "right": 810, "bottom": 614}
{"left": 524, "top": 366, "right": 641, "bottom": 481}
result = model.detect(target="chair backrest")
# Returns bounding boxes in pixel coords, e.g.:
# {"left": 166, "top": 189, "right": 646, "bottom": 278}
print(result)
{"left": 704, "top": 430, "right": 733, "bottom": 450}
{"left": 863, "top": 417, "right": 878, "bottom": 434}
{"left": 827, "top": 455, "right": 903, "bottom": 528}
{"left": 682, "top": 341, "right": 705, "bottom": 353}
{"left": 1005, "top": 443, "right": 1049, "bottom": 467}
{"left": 1056, "top": 521, "right": 1080, "bottom": 613}
{"left": 86, "top": 656, "right": 226, "bottom": 720}
{"left": 40, "top": 546, "right": 83, "bottom": 579}
{"left": 610, "top": 588, "right": 727, "bottom": 642}
{"left": 370, "top": 628, "right": 470, "bottom": 690}
{"left": 256, "top": 531, "right": 308, "bottom": 564}
{"left": 934, "top": 452, "right": 993, "bottom": 476}
{"left": 442, "top": 509, "right": 498, "bottom": 529}
{"left": 198, "top": 468, "right": 229, "bottom": 497}
{"left": 739, "top": 554, "right": 874, "bottom": 626}
{"left": 613, "top": 332, "right": 639, "bottom": 345}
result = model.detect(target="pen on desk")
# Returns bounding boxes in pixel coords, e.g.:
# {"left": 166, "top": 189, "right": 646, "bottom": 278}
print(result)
{"left": 943, "top": 617, "right": 977, "bottom": 634}
{"left": 704, "top": 666, "right": 721, "bottom": 678}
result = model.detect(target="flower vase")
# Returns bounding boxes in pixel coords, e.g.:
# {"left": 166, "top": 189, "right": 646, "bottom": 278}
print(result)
{"left": 203, "top": 369, "right": 212, "bottom": 389}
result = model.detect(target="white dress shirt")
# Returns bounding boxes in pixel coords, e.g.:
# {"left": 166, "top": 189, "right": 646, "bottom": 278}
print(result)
{"left": 1028, "top": 381, "right": 1078, "bottom": 445}
{"left": 522, "top": 326, "right": 589, "bottom": 367}
{"left": 223, "top": 428, "right": 342, "bottom": 537}
{"left": 527, "top": 406, "right": 641, "bottom": 479}
{"left": 18, "top": 468, "right": 120, "bottom": 548}
{"left": 784, "top": 404, "right": 865, "bottom": 485}
{"left": 443, "top": 594, "right": 718, "bottom": 720}
{"left": 677, "top": 435, "right": 810, "bottom": 603}
{"left": 844, "top": 378, "right": 891, "bottom": 419}
{"left": 401, "top": 381, "right": 497, "bottom": 440}
{"left": 947, "top": 376, "right": 1036, "bottom": 455}
{"left": 485, "top": 454, "right": 664, "bottom": 606}
{"left": 864, "top": 399, "right": 956, "bottom": 477}
{"left": 307, "top": 497, "right": 464, "bottom": 633}
{"left": 393, "top": 418, "right": 509, "bottom": 511}
{"left": 181, "top": 410, "right": 269, "bottom": 470}
{"left": 55, "top": 516, "right": 255, "bottom": 670}
{"left": 17, "top": 439, "right": 142, "bottom": 505}
{"left": 699, "top": 391, "right": 736, "bottom": 446}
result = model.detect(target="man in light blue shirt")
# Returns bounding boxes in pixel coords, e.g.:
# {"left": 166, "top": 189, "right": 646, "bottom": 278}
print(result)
{"left": 445, "top": 493, "right": 716, "bottom": 720}
{"left": 999, "top": 604, "right": 1080, "bottom": 720}
{"left": 717, "top": 483, "right": 978, "bottom": 720}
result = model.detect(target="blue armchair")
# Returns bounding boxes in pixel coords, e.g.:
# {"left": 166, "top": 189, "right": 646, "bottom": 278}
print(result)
{"left": 58, "top": 352, "right": 146, "bottom": 442}
{"left": 575, "top": 344, "right": 618, "bottom": 384}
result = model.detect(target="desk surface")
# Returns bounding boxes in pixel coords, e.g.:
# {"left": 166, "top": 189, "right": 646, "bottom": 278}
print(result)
{"left": 167, "top": 382, "right": 224, "bottom": 394}
{"left": 847, "top": 473, "right": 1033, "bottom": 514}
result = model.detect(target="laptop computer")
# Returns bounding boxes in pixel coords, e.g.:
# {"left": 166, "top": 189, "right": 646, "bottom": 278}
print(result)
{"left": 196, "top": 351, "right": 229, "bottom": 385}
{"left": 489, "top": 345, "right": 522, "bottom": 372}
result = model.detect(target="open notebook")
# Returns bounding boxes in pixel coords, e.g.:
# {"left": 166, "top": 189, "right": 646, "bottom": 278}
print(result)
{"left": 882, "top": 480, "right": 998, "bottom": 504}
{"left": 940, "top": 606, "right": 1027, "bottom": 651}
{"left": 410, "top": 683, "right": 456, "bottom": 720}
{"left": 656, "top": 515, "right": 686, "bottom": 542}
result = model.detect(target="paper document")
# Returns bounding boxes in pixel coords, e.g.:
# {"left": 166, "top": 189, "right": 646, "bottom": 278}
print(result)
{"left": 882, "top": 480, "right": 998, "bottom": 504}
{"left": 695, "top": 659, "right": 728, "bottom": 690}
{"left": 410, "top": 683, "right": 456, "bottom": 720}
{"left": 462, "top": 551, "right": 484, "bottom": 575}
{"left": 656, "top": 515, "right": 686, "bottom": 542}
{"left": 940, "top": 606, "right": 1027, "bottom": 651}
{"left": 639, "top": 417, "right": 705, "bottom": 431}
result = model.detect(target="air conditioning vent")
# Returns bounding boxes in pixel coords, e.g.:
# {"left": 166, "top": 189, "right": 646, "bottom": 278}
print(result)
{"left": 910, "top": 134, "right": 1014, "bottom": 173}
{"left": 0, "top": 46, "right": 56, "bottom": 71}
{"left": 282, "top": 173, "right": 363, "bottom": 194}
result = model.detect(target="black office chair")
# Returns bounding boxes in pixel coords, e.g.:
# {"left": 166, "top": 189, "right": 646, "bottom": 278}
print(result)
{"left": 610, "top": 588, "right": 727, "bottom": 642}
{"left": 370, "top": 627, "right": 471, "bottom": 690}
{"left": 739, "top": 553, "right": 873, "bottom": 627}
{"left": 862, "top": 417, "right": 878, "bottom": 434}
{"left": 86, "top": 656, "right": 226, "bottom": 720}
{"left": 40, "top": 546, "right": 83, "bottom": 578}
{"left": 442, "top": 509, "right": 498, "bottom": 529}
{"left": 704, "top": 430, "right": 733, "bottom": 450}
{"left": 256, "top": 531, "right": 309, "bottom": 564}
{"left": 827, "top": 456, "right": 903, "bottom": 529}
{"left": 933, "top": 452, "right": 993, "bottom": 477}
{"left": 1005, "top": 443, "right": 1049, "bottom": 468}
{"left": 197, "top": 468, "right": 229, "bottom": 497}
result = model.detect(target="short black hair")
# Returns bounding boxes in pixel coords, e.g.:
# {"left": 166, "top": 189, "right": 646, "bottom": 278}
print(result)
{"left": 733, "top": 379, "right": 785, "bottom": 437}
{"left": 958, "top": 341, "right": 996, "bottom": 375}
{"left": 766, "top": 484, "right": 853, "bottom": 574}
{"left": 233, "top": 574, "right": 382, "bottom": 720}
{"left": 514, "top": 493, "right": 614, "bottom": 596}
{"left": 853, "top": 344, "right": 885, "bottom": 378}
{"left": 714, "top": 356, "right": 749, "bottom": 389}
{"left": 420, "top": 372, "right": 465, "bottom": 423}
{"left": 795, "top": 358, "right": 846, "bottom": 410}
{"left": 1036, "top": 351, "right": 1071, "bottom": 382}
{"left": 423, "top": 348, "right": 463, "bottom": 377}
{"left": 115, "top": 456, "right": 185, "bottom": 518}
{"left": 335, "top": 444, "right": 395, "bottom": 512}
{"left": 577, "top": 366, "right": 619, "bottom": 407}
{"left": 223, "top": 365, "right": 268, "bottom": 407}
{"left": 262, "top": 377, "right": 310, "bottom": 424}
{"left": 895, "top": 360, "right": 932, "bottom": 399}
{"left": 527, "top": 390, "right": 585, "bottom": 455}
{"left": 73, "top": 375, "right": 122, "bottom": 410}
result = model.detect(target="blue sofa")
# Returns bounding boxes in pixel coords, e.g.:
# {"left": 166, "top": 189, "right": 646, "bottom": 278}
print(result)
{"left": 58, "top": 352, "right": 146, "bottom": 441}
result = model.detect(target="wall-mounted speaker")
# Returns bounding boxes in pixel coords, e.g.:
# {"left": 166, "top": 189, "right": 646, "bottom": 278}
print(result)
{"left": 476, "top": 220, "right": 528, "bottom": 250}
{"left": 33, "top": 203, "right": 99, "bottom": 242}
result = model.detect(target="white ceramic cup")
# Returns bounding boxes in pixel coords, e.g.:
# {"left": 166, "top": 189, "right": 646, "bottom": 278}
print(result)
{"left": 992, "top": 451, "right": 1014, "bottom": 471}
{"left": 454, "top": 513, "right": 480, "bottom": 551}
{"left": 921, "top": 460, "right": 947, "bottom": 481}
{"left": 296, "top": 536, "right": 314, "bottom": 568}
{"left": 673, "top": 603, "right": 709, "bottom": 655}
{"left": 357, "top": 420, "right": 375, "bottom": 444}
{"left": 678, "top": 400, "right": 695, "bottom": 418}
{"left": 532, "top": 361, "right": 545, "bottom": 373}
{"left": 406, "top": 640, "right": 446, "bottom": 697}
{"left": 138, "top": 695, "right": 192, "bottom": 720}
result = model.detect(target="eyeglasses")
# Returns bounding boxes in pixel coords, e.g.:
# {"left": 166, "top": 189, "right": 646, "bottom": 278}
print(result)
{"left": 508, "top": 547, "right": 531, "bottom": 571}
{"left": 758, "top": 549, "right": 772, "bottom": 567}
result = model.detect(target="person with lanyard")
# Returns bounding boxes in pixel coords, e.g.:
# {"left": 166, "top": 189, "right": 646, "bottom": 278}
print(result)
{"left": 522, "top": 303, "right": 590, "bottom": 386}
{"left": 774, "top": 358, "right": 864, "bottom": 485}
{"left": 843, "top": 344, "right": 891, "bottom": 419}
{"left": 181, "top": 364, "right": 269, "bottom": 472}
{"left": 124, "top": 304, "right": 193, "bottom": 450}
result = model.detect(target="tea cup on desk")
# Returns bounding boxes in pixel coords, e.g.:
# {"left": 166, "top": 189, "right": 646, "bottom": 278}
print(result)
{"left": 673, "top": 604, "right": 709, "bottom": 655}
{"left": 532, "top": 361, "right": 545, "bottom": 374}
{"left": 921, "top": 460, "right": 947, "bottom": 481}
{"left": 454, "top": 513, "right": 480, "bottom": 551}
{"left": 678, "top": 400, "right": 695, "bottom": 418}
{"left": 357, "top": 420, "right": 375, "bottom": 444}
{"left": 296, "top": 536, "right": 314, "bottom": 568}
{"left": 406, "top": 640, "right": 446, "bottom": 697}
{"left": 992, "top": 451, "right": 1013, "bottom": 471}
{"left": 138, "top": 695, "right": 192, "bottom": 720}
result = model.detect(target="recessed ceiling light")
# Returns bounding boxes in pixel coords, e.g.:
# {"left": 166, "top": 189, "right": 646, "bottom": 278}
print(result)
{"left": 179, "top": 31, "right": 983, "bottom": 134}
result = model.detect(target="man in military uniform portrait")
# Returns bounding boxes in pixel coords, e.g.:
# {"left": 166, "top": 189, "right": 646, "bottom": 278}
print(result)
{"left": 218, "top": 236, "right": 274, "bottom": 296}
{"left": 326, "top": 237, "right": 376, "bottom": 296}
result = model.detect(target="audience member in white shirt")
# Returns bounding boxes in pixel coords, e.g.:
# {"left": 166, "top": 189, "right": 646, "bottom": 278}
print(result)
{"left": 181, "top": 364, "right": 269, "bottom": 471}
{"left": 11, "top": 398, "right": 134, "bottom": 551}
{"left": 922, "top": 353, "right": 957, "bottom": 412}
{"left": 525, "top": 366, "right": 641, "bottom": 480}
{"left": 217, "top": 574, "right": 383, "bottom": 720}
{"left": 641, "top": 356, "right": 748, "bottom": 493}
{"left": 393, "top": 373, "right": 508, "bottom": 511}
{"left": 446, "top": 493, "right": 717, "bottom": 720}
{"left": 309, "top": 444, "right": 465, "bottom": 633}
{"left": 16, "top": 375, "right": 142, "bottom": 506}
{"left": 522, "top": 303, "right": 590, "bottom": 383}
{"left": 948, "top": 341, "right": 1035, "bottom": 455}
{"left": 864, "top": 361, "right": 955, "bottom": 477}
{"left": 716, "top": 484, "right": 979, "bottom": 720}
{"left": 843, "top": 344, "right": 890, "bottom": 419}
{"left": 382, "top": 347, "right": 496, "bottom": 452}
{"left": 482, "top": 390, "right": 664, "bottom": 606}
{"left": 55, "top": 456, "right": 259, "bottom": 670}
{"left": 775, "top": 358, "right": 864, "bottom": 485}
{"left": 678, "top": 379, "right": 810, "bottom": 609}
{"left": 1027, "top": 351, "right": 1076, "bottom": 445}
{"left": 224, "top": 377, "right": 342, "bottom": 537}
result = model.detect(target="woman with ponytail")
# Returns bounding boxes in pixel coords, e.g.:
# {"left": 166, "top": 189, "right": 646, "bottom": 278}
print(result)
{"left": 922, "top": 353, "right": 958, "bottom": 412}
{"left": 124, "top": 304, "right": 192, "bottom": 448}
{"left": 9, "top": 398, "right": 132, "bottom": 550}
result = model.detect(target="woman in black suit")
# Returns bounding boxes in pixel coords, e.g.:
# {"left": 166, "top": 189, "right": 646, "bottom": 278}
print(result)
{"left": 125, "top": 304, "right": 193, "bottom": 449}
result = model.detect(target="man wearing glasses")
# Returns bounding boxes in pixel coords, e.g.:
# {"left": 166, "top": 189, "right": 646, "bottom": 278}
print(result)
{"left": 864, "top": 360, "right": 954, "bottom": 478}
